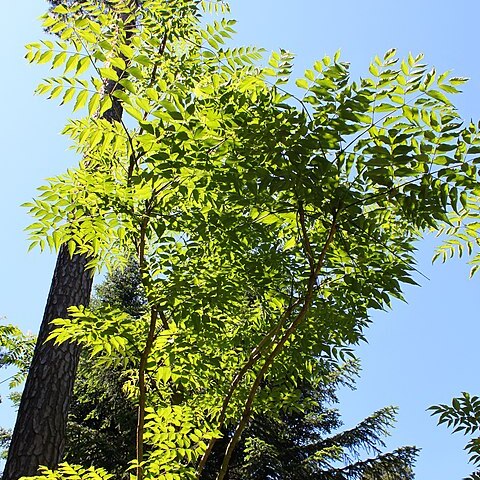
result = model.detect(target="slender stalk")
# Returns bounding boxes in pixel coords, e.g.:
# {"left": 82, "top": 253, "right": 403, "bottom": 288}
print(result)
{"left": 136, "top": 308, "right": 157, "bottom": 480}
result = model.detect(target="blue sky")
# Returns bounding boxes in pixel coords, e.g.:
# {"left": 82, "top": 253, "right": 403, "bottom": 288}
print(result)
{"left": 1, "top": 1, "right": 479, "bottom": 478}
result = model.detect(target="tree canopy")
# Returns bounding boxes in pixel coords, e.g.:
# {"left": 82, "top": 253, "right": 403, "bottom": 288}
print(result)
{"left": 9, "top": 0, "right": 480, "bottom": 478}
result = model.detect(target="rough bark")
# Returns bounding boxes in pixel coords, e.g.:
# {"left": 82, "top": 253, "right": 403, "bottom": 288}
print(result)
{"left": 3, "top": 247, "right": 93, "bottom": 479}
{"left": 3, "top": 75, "right": 124, "bottom": 480}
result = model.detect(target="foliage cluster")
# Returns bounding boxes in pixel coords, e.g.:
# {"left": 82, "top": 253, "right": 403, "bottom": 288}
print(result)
{"left": 0, "top": 324, "right": 36, "bottom": 458}
{"left": 12, "top": 0, "right": 480, "bottom": 478}
{"left": 69, "top": 265, "right": 419, "bottom": 479}
{"left": 1, "top": 265, "right": 419, "bottom": 478}
{"left": 0, "top": 325, "right": 35, "bottom": 392}
{"left": 430, "top": 393, "right": 480, "bottom": 480}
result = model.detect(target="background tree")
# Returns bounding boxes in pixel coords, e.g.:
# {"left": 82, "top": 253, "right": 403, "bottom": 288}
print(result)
{"left": 0, "top": 325, "right": 35, "bottom": 395}
{"left": 203, "top": 381, "right": 418, "bottom": 480}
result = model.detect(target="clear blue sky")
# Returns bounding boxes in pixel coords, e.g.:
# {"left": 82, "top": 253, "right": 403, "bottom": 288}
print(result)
{"left": 1, "top": 1, "right": 479, "bottom": 478}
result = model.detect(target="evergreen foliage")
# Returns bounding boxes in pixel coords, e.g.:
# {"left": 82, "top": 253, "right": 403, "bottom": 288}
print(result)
{"left": 204, "top": 385, "right": 418, "bottom": 480}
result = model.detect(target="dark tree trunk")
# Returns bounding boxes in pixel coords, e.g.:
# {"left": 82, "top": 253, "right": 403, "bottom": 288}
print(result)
{"left": 3, "top": 76, "right": 123, "bottom": 478}
{"left": 3, "top": 247, "right": 93, "bottom": 479}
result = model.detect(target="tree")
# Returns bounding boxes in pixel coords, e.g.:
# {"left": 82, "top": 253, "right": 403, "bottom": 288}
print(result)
{"left": 12, "top": 0, "right": 480, "bottom": 478}
{"left": 5, "top": 0, "right": 225, "bottom": 477}
{"left": 3, "top": 0, "right": 132, "bottom": 475}
{"left": 60, "top": 265, "right": 418, "bottom": 478}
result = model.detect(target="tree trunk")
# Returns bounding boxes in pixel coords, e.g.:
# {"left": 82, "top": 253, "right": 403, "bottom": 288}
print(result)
{"left": 3, "top": 247, "right": 93, "bottom": 479}
{"left": 3, "top": 74, "right": 123, "bottom": 478}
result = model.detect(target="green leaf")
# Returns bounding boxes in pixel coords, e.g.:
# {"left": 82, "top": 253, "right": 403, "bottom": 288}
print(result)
{"left": 110, "top": 57, "right": 126, "bottom": 70}
{"left": 283, "top": 237, "right": 296, "bottom": 251}
{"left": 52, "top": 4, "right": 69, "bottom": 14}
{"left": 112, "top": 90, "right": 132, "bottom": 104}
{"left": 99, "top": 67, "right": 119, "bottom": 82}
{"left": 426, "top": 89, "right": 451, "bottom": 105}
{"left": 119, "top": 79, "right": 136, "bottom": 94}
{"left": 295, "top": 78, "right": 309, "bottom": 89}
{"left": 73, "top": 89, "right": 89, "bottom": 112}
{"left": 369, "top": 63, "right": 379, "bottom": 76}
{"left": 76, "top": 57, "right": 90, "bottom": 75}
{"left": 77, "top": 29, "right": 97, "bottom": 44}
{"left": 67, "top": 240, "right": 76, "bottom": 257}
{"left": 38, "top": 50, "right": 53, "bottom": 65}
{"left": 119, "top": 44, "right": 135, "bottom": 59}
{"left": 124, "top": 104, "right": 144, "bottom": 121}
{"left": 61, "top": 87, "right": 76, "bottom": 105}
{"left": 52, "top": 52, "right": 67, "bottom": 69}
{"left": 88, "top": 93, "right": 101, "bottom": 116}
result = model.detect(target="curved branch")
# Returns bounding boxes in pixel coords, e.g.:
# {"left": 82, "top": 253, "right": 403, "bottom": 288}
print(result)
{"left": 195, "top": 297, "right": 300, "bottom": 477}
{"left": 216, "top": 212, "right": 338, "bottom": 480}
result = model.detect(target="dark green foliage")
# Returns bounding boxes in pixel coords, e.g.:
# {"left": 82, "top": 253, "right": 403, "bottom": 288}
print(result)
{"left": 64, "top": 363, "right": 136, "bottom": 478}
{"left": 202, "top": 367, "right": 417, "bottom": 480}
{"left": 92, "top": 261, "right": 146, "bottom": 318}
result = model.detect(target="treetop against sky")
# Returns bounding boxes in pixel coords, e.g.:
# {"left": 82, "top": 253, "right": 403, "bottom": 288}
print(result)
{"left": 1, "top": 1, "right": 480, "bottom": 479}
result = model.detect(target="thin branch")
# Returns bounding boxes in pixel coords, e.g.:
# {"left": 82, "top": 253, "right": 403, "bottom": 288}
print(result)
{"left": 136, "top": 307, "right": 157, "bottom": 480}
{"left": 159, "top": 310, "right": 169, "bottom": 330}
{"left": 0, "top": 375, "right": 15, "bottom": 386}
{"left": 195, "top": 297, "right": 301, "bottom": 477}
{"left": 141, "top": 32, "right": 168, "bottom": 123}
